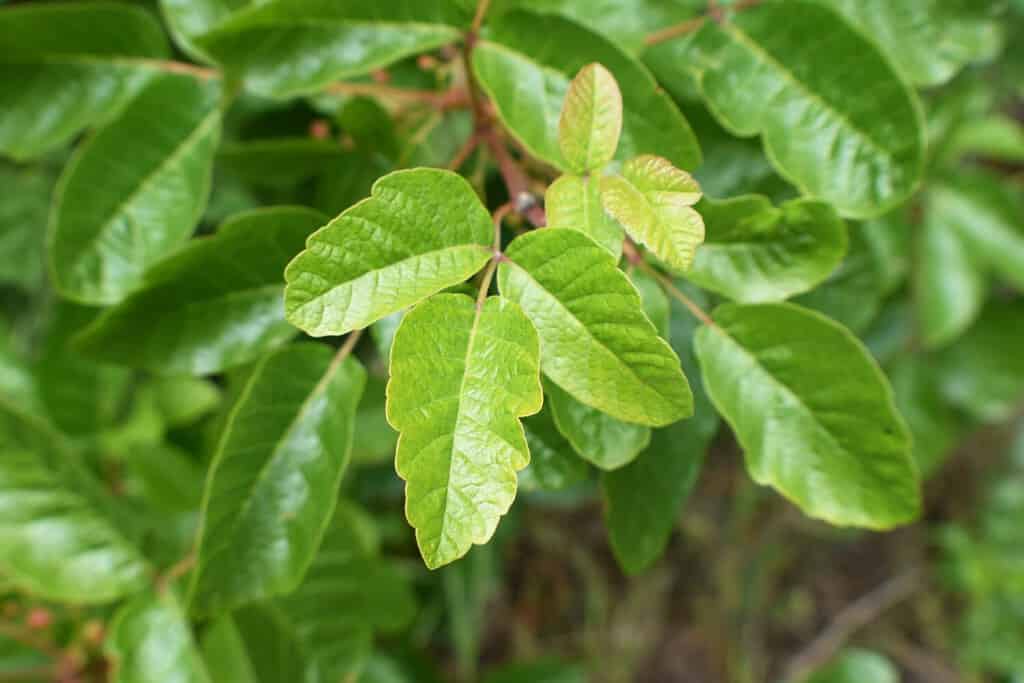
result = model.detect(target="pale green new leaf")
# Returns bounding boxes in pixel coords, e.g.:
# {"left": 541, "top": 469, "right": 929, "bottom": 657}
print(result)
{"left": 814, "top": 0, "right": 1003, "bottom": 86}
{"left": 0, "top": 450, "right": 149, "bottom": 604}
{"left": 285, "top": 169, "right": 493, "bottom": 337}
{"left": 544, "top": 379, "right": 650, "bottom": 471}
{"left": 559, "top": 63, "right": 623, "bottom": 173}
{"left": 196, "top": 0, "right": 464, "bottom": 98}
{"left": 0, "top": 2, "right": 169, "bottom": 160}
{"left": 49, "top": 73, "right": 222, "bottom": 304}
{"left": 545, "top": 174, "right": 624, "bottom": 258}
{"left": 694, "top": 303, "right": 919, "bottom": 528}
{"left": 601, "top": 155, "right": 704, "bottom": 272}
{"left": 686, "top": 196, "right": 848, "bottom": 302}
{"left": 106, "top": 591, "right": 211, "bottom": 683}
{"left": 498, "top": 228, "right": 692, "bottom": 426}
{"left": 190, "top": 342, "right": 366, "bottom": 614}
{"left": 75, "top": 207, "right": 326, "bottom": 375}
{"left": 472, "top": 10, "right": 700, "bottom": 172}
{"left": 388, "top": 294, "right": 542, "bottom": 569}
{"left": 646, "top": 0, "right": 924, "bottom": 218}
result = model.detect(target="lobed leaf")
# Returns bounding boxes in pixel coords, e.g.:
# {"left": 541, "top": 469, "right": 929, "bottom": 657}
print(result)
{"left": 558, "top": 63, "right": 623, "bottom": 173}
{"left": 498, "top": 228, "right": 692, "bottom": 426}
{"left": 75, "top": 207, "right": 326, "bottom": 375}
{"left": 601, "top": 155, "right": 704, "bottom": 271}
{"left": 285, "top": 168, "right": 493, "bottom": 337}
{"left": 388, "top": 294, "right": 543, "bottom": 569}
{"left": 686, "top": 195, "right": 848, "bottom": 302}
{"left": 48, "top": 73, "right": 222, "bottom": 304}
{"left": 189, "top": 342, "right": 366, "bottom": 614}
{"left": 694, "top": 303, "right": 919, "bottom": 528}
{"left": 472, "top": 10, "right": 700, "bottom": 172}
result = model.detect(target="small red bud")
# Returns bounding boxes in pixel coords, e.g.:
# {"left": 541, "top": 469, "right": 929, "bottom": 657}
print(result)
{"left": 26, "top": 608, "right": 51, "bottom": 630}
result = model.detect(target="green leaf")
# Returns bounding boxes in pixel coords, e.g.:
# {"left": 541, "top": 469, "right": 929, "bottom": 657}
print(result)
{"left": 201, "top": 616, "right": 260, "bottom": 683}
{"left": 351, "top": 376, "right": 399, "bottom": 465}
{"left": 197, "top": 1, "right": 464, "bottom": 98}
{"left": 694, "top": 303, "right": 918, "bottom": 528}
{"left": 277, "top": 501, "right": 417, "bottom": 682}
{"left": 219, "top": 138, "right": 347, "bottom": 189}
{"left": 601, "top": 155, "right": 704, "bottom": 271}
{"left": 794, "top": 226, "right": 883, "bottom": 334}
{"left": 388, "top": 294, "right": 542, "bottom": 569}
{"left": 915, "top": 201, "right": 985, "bottom": 349}
{"left": 75, "top": 207, "right": 326, "bottom": 375}
{"left": 520, "top": 405, "right": 589, "bottom": 492}
{"left": 208, "top": 608, "right": 307, "bottom": 683}
{"left": 948, "top": 114, "right": 1024, "bottom": 164}
{"left": 0, "top": 2, "right": 169, "bottom": 160}
{"left": 106, "top": 591, "right": 211, "bottom": 683}
{"left": 801, "top": 648, "right": 898, "bottom": 683}
{"left": 937, "top": 302, "right": 1024, "bottom": 424}
{"left": 150, "top": 376, "right": 222, "bottom": 428}
{"left": 189, "top": 342, "right": 366, "bottom": 614}
{"left": 285, "top": 169, "right": 493, "bottom": 337}
{"left": 159, "top": 0, "right": 249, "bottom": 62}
{"left": 929, "top": 172, "right": 1024, "bottom": 291}
{"left": 647, "top": 1, "right": 924, "bottom": 218}
{"left": 686, "top": 196, "right": 848, "bottom": 303}
{"left": 0, "top": 450, "right": 148, "bottom": 604}
{"left": 603, "top": 281, "right": 718, "bottom": 574}
{"left": 0, "top": 163, "right": 54, "bottom": 288}
{"left": 544, "top": 379, "right": 650, "bottom": 471}
{"left": 473, "top": 10, "right": 700, "bottom": 172}
{"left": 813, "top": 0, "right": 1003, "bottom": 86}
{"left": 558, "top": 63, "right": 623, "bottom": 173}
{"left": 49, "top": 73, "right": 222, "bottom": 304}
{"left": 498, "top": 228, "right": 692, "bottom": 426}
{"left": 545, "top": 174, "right": 624, "bottom": 258}
{"left": 890, "top": 358, "right": 965, "bottom": 477}
{"left": 632, "top": 270, "right": 670, "bottom": 337}
{"left": 483, "top": 658, "right": 587, "bottom": 683}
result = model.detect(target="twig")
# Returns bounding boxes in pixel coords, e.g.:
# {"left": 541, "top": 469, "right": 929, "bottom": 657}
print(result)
{"left": 477, "top": 204, "right": 512, "bottom": 308}
{"left": 482, "top": 132, "right": 546, "bottom": 226}
{"left": 628, "top": 243, "right": 715, "bottom": 327}
{"left": 146, "top": 59, "right": 220, "bottom": 80}
{"left": 448, "top": 134, "right": 480, "bottom": 170}
{"left": 470, "top": 0, "right": 492, "bottom": 34}
{"left": 157, "top": 553, "right": 196, "bottom": 594}
{"left": 782, "top": 569, "right": 922, "bottom": 682}
{"left": 323, "top": 81, "right": 463, "bottom": 108}
{"left": 644, "top": 0, "right": 764, "bottom": 46}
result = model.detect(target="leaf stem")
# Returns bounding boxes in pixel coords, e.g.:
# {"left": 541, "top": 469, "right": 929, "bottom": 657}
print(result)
{"left": 477, "top": 203, "right": 511, "bottom": 308}
{"left": 448, "top": 133, "right": 480, "bottom": 170}
{"left": 470, "top": 0, "right": 493, "bottom": 34}
{"left": 334, "top": 327, "right": 364, "bottom": 364}
{"left": 323, "top": 81, "right": 466, "bottom": 109}
{"left": 643, "top": 0, "right": 764, "bottom": 46}
{"left": 627, "top": 242, "right": 715, "bottom": 327}
{"left": 146, "top": 59, "right": 220, "bottom": 80}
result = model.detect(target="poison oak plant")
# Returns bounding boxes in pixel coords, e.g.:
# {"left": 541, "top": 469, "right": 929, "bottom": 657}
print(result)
{"left": 0, "top": 0, "right": 1021, "bottom": 680}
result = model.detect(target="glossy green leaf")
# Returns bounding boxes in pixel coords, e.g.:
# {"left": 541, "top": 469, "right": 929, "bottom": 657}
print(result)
{"left": 498, "top": 228, "right": 692, "bottom": 426}
{"left": 545, "top": 174, "right": 624, "bottom": 258}
{"left": 601, "top": 155, "right": 704, "bottom": 271}
{"left": 75, "top": 207, "right": 326, "bottom": 375}
{"left": 632, "top": 270, "right": 670, "bottom": 337}
{"left": 646, "top": 1, "right": 924, "bottom": 218}
{"left": 201, "top": 616, "right": 260, "bottom": 683}
{"left": 388, "top": 294, "right": 542, "bottom": 569}
{"left": 0, "top": 163, "right": 53, "bottom": 288}
{"left": 603, "top": 281, "right": 718, "bottom": 574}
{"left": 207, "top": 608, "right": 307, "bottom": 683}
{"left": 929, "top": 172, "right": 1024, "bottom": 291}
{"left": 150, "top": 376, "right": 222, "bottom": 428}
{"left": 107, "top": 591, "right": 211, "bottom": 683}
{"left": 948, "top": 114, "right": 1024, "bottom": 163}
{"left": 0, "top": 2, "right": 168, "bottom": 160}
{"left": 0, "top": 450, "right": 149, "bottom": 604}
{"left": 686, "top": 196, "right": 848, "bottom": 303}
{"left": 559, "top": 63, "right": 622, "bottom": 173}
{"left": 197, "top": 1, "right": 463, "bottom": 98}
{"left": 794, "top": 226, "right": 883, "bottom": 334}
{"left": 285, "top": 169, "right": 493, "bottom": 337}
{"left": 520, "top": 405, "right": 589, "bottom": 492}
{"left": 544, "top": 379, "right": 650, "bottom": 471}
{"left": 694, "top": 303, "right": 918, "bottom": 528}
{"left": 814, "top": 0, "right": 1003, "bottom": 86}
{"left": 159, "top": 0, "right": 249, "bottom": 62}
{"left": 49, "top": 73, "right": 222, "bottom": 304}
{"left": 278, "top": 501, "right": 417, "bottom": 682}
{"left": 916, "top": 201, "right": 985, "bottom": 348}
{"left": 473, "top": 10, "right": 700, "bottom": 172}
{"left": 219, "top": 138, "right": 347, "bottom": 189}
{"left": 190, "top": 342, "right": 366, "bottom": 614}
{"left": 937, "top": 302, "right": 1024, "bottom": 424}
{"left": 802, "top": 648, "right": 898, "bottom": 683}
